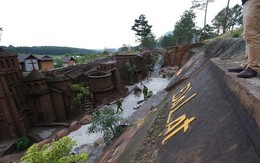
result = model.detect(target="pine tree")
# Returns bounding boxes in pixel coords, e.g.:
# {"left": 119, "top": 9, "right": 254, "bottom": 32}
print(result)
{"left": 131, "top": 14, "right": 152, "bottom": 43}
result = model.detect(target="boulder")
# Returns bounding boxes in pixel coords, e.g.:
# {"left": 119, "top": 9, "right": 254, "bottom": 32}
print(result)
{"left": 27, "top": 132, "right": 43, "bottom": 142}
{"left": 54, "top": 129, "right": 70, "bottom": 141}
{"left": 37, "top": 138, "right": 52, "bottom": 148}
{"left": 94, "top": 137, "right": 105, "bottom": 146}
{"left": 79, "top": 115, "right": 92, "bottom": 125}
{"left": 68, "top": 121, "right": 81, "bottom": 132}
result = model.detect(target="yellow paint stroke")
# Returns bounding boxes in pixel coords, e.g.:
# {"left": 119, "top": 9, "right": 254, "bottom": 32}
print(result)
{"left": 172, "top": 83, "right": 191, "bottom": 103}
{"left": 167, "top": 93, "right": 196, "bottom": 124}
{"left": 162, "top": 114, "right": 196, "bottom": 145}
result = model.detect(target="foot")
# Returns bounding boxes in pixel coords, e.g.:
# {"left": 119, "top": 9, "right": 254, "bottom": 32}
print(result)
{"left": 237, "top": 67, "right": 257, "bottom": 78}
{"left": 227, "top": 66, "right": 245, "bottom": 73}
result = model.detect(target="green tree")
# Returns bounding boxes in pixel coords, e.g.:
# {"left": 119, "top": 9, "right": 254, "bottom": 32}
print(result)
{"left": 222, "top": 0, "right": 230, "bottom": 34}
{"left": 160, "top": 33, "right": 176, "bottom": 48}
{"left": 21, "top": 136, "right": 88, "bottom": 163}
{"left": 88, "top": 107, "right": 125, "bottom": 144}
{"left": 192, "top": 0, "right": 215, "bottom": 40}
{"left": 141, "top": 34, "right": 156, "bottom": 50}
{"left": 55, "top": 58, "right": 63, "bottom": 68}
{"left": 71, "top": 84, "right": 89, "bottom": 116}
{"left": 174, "top": 10, "right": 197, "bottom": 44}
{"left": 118, "top": 44, "right": 129, "bottom": 53}
{"left": 125, "top": 61, "right": 137, "bottom": 83}
{"left": 131, "top": 14, "right": 154, "bottom": 49}
{"left": 229, "top": 4, "right": 243, "bottom": 32}
{"left": 211, "top": 7, "right": 233, "bottom": 34}
{"left": 202, "top": 24, "right": 217, "bottom": 39}
{"left": 0, "top": 27, "right": 2, "bottom": 41}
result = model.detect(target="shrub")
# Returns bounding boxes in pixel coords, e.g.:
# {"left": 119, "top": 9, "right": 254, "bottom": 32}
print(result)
{"left": 16, "top": 137, "right": 31, "bottom": 151}
{"left": 21, "top": 136, "right": 88, "bottom": 163}
{"left": 88, "top": 107, "right": 125, "bottom": 145}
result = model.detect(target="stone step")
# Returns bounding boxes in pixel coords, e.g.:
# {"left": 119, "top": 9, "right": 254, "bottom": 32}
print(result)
{"left": 211, "top": 58, "right": 260, "bottom": 128}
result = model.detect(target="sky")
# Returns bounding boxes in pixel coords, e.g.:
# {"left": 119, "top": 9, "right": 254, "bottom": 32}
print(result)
{"left": 0, "top": 0, "right": 241, "bottom": 49}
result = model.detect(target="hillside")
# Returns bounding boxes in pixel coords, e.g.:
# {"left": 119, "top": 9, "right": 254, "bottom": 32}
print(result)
{"left": 0, "top": 45, "right": 97, "bottom": 55}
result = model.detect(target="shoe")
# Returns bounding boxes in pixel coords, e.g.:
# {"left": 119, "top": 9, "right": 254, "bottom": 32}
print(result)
{"left": 227, "top": 66, "right": 245, "bottom": 73}
{"left": 237, "top": 67, "right": 257, "bottom": 78}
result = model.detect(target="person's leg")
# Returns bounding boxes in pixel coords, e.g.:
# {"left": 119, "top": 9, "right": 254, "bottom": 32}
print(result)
{"left": 237, "top": 0, "right": 260, "bottom": 78}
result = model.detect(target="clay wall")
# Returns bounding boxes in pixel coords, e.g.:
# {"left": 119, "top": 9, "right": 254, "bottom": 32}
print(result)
{"left": 164, "top": 44, "right": 193, "bottom": 67}
{"left": 115, "top": 51, "right": 151, "bottom": 83}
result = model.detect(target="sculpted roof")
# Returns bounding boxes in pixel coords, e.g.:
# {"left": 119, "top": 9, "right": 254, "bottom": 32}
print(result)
{"left": 24, "top": 69, "right": 45, "bottom": 81}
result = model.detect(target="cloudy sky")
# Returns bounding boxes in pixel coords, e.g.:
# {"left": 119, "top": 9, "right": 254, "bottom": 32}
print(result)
{"left": 0, "top": 0, "right": 241, "bottom": 49}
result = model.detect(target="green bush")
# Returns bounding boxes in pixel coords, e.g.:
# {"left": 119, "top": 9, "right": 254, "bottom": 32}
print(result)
{"left": 88, "top": 107, "right": 125, "bottom": 145}
{"left": 21, "top": 136, "right": 88, "bottom": 163}
{"left": 16, "top": 137, "right": 31, "bottom": 151}
{"left": 232, "top": 33, "right": 240, "bottom": 38}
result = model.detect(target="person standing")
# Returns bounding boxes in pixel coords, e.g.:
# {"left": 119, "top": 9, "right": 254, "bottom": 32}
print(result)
{"left": 228, "top": 0, "right": 260, "bottom": 78}
{"left": 116, "top": 99, "right": 123, "bottom": 113}
{"left": 143, "top": 85, "right": 148, "bottom": 100}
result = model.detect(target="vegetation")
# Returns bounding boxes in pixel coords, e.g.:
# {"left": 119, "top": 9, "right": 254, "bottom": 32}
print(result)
{"left": 125, "top": 61, "right": 137, "bottom": 83}
{"left": 131, "top": 14, "right": 156, "bottom": 50}
{"left": 21, "top": 137, "right": 88, "bottom": 163}
{"left": 16, "top": 137, "right": 31, "bottom": 151}
{"left": 159, "top": 33, "right": 176, "bottom": 49}
{"left": 118, "top": 44, "right": 140, "bottom": 54}
{"left": 206, "top": 27, "right": 243, "bottom": 42}
{"left": 0, "top": 27, "right": 2, "bottom": 40}
{"left": 174, "top": 10, "right": 197, "bottom": 44}
{"left": 211, "top": 4, "right": 242, "bottom": 34}
{"left": 146, "top": 54, "right": 158, "bottom": 73}
{"left": 88, "top": 107, "right": 125, "bottom": 145}
{"left": 191, "top": 0, "right": 215, "bottom": 40}
{"left": 71, "top": 84, "right": 89, "bottom": 116}
{"left": 54, "top": 58, "right": 63, "bottom": 68}
{"left": 0, "top": 45, "right": 96, "bottom": 55}
{"left": 74, "top": 53, "right": 106, "bottom": 64}
{"left": 159, "top": 2, "right": 243, "bottom": 48}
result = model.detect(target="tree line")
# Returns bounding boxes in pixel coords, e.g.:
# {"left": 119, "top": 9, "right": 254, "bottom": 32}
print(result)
{"left": 125, "top": 0, "right": 243, "bottom": 51}
{"left": 160, "top": 2, "right": 242, "bottom": 48}
{"left": 0, "top": 45, "right": 97, "bottom": 55}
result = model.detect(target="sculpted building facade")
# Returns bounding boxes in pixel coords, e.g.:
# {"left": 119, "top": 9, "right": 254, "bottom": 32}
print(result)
{"left": 0, "top": 49, "right": 128, "bottom": 141}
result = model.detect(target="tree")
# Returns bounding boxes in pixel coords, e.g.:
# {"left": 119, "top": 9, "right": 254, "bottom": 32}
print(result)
{"left": 141, "top": 34, "right": 156, "bottom": 50}
{"left": 0, "top": 27, "right": 2, "bottom": 41}
{"left": 54, "top": 58, "right": 63, "bottom": 68}
{"left": 118, "top": 44, "right": 130, "bottom": 53}
{"left": 88, "top": 107, "right": 125, "bottom": 144}
{"left": 71, "top": 84, "right": 89, "bottom": 116}
{"left": 192, "top": 0, "right": 215, "bottom": 40}
{"left": 131, "top": 14, "right": 153, "bottom": 49}
{"left": 21, "top": 136, "right": 88, "bottom": 163}
{"left": 159, "top": 33, "right": 176, "bottom": 48}
{"left": 173, "top": 10, "right": 197, "bottom": 44}
{"left": 125, "top": 61, "right": 137, "bottom": 83}
{"left": 202, "top": 24, "right": 217, "bottom": 39}
{"left": 229, "top": 4, "right": 243, "bottom": 32}
{"left": 211, "top": 4, "right": 242, "bottom": 34}
{"left": 222, "top": 0, "right": 230, "bottom": 34}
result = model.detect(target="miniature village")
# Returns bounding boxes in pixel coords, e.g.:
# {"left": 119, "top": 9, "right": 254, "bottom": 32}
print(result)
{"left": 0, "top": 44, "right": 193, "bottom": 162}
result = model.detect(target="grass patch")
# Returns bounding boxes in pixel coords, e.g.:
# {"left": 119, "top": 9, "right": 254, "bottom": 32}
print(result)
{"left": 206, "top": 27, "right": 243, "bottom": 42}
